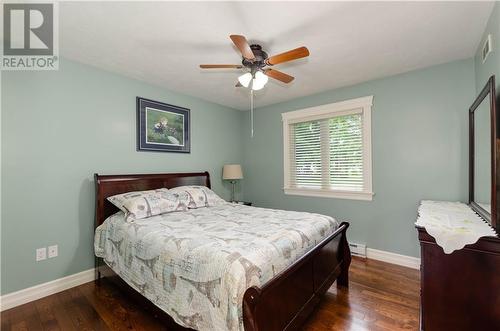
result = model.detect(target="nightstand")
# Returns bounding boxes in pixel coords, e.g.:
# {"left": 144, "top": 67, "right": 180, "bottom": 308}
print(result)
{"left": 232, "top": 201, "right": 252, "bottom": 206}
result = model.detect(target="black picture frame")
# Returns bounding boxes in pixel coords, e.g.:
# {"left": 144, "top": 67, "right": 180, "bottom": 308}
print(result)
{"left": 136, "top": 97, "right": 191, "bottom": 153}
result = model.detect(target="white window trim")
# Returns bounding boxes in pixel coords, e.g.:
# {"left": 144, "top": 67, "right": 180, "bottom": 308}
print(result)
{"left": 282, "top": 96, "right": 374, "bottom": 201}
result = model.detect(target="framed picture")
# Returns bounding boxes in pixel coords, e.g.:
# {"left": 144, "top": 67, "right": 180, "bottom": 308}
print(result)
{"left": 137, "top": 97, "right": 190, "bottom": 153}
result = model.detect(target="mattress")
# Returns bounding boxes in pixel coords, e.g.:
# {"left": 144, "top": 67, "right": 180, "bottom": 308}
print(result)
{"left": 94, "top": 203, "right": 339, "bottom": 331}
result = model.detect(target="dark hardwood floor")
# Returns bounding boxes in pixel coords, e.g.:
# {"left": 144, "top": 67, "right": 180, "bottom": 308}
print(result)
{"left": 0, "top": 258, "right": 420, "bottom": 331}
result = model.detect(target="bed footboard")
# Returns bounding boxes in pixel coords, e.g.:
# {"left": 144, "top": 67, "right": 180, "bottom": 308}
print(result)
{"left": 242, "top": 222, "right": 350, "bottom": 331}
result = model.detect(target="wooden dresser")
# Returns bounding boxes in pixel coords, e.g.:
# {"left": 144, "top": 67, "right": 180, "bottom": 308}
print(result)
{"left": 416, "top": 76, "right": 500, "bottom": 330}
{"left": 417, "top": 226, "right": 500, "bottom": 330}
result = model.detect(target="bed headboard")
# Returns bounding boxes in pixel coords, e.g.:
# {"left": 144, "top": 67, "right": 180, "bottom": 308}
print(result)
{"left": 94, "top": 171, "right": 211, "bottom": 227}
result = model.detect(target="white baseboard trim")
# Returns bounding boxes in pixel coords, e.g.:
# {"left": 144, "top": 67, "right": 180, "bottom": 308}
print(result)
{"left": 367, "top": 248, "right": 420, "bottom": 270}
{"left": 0, "top": 268, "right": 95, "bottom": 311}
{"left": 0, "top": 249, "right": 419, "bottom": 311}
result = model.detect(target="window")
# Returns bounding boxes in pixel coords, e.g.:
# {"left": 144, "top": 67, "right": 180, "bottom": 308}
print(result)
{"left": 282, "top": 96, "right": 373, "bottom": 200}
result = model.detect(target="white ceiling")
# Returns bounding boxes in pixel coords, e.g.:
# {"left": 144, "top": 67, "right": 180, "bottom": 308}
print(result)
{"left": 60, "top": 1, "right": 494, "bottom": 110}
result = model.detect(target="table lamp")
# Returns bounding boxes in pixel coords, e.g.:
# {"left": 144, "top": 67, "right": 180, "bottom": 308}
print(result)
{"left": 223, "top": 164, "right": 243, "bottom": 202}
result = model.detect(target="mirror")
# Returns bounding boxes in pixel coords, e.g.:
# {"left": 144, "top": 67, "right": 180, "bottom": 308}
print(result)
{"left": 469, "top": 75, "right": 497, "bottom": 230}
{"left": 474, "top": 96, "right": 491, "bottom": 214}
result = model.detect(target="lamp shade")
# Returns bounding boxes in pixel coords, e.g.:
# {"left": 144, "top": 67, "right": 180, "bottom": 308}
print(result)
{"left": 223, "top": 164, "right": 243, "bottom": 180}
{"left": 252, "top": 71, "right": 269, "bottom": 90}
{"left": 238, "top": 73, "right": 252, "bottom": 88}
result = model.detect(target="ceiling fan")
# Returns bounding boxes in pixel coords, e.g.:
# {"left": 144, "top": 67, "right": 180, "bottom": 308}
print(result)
{"left": 200, "top": 35, "right": 310, "bottom": 90}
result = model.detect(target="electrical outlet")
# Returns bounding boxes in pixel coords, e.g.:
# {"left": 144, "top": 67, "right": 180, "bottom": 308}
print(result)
{"left": 36, "top": 247, "right": 47, "bottom": 261}
{"left": 48, "top": 245, "right": 58, "bottom": 258}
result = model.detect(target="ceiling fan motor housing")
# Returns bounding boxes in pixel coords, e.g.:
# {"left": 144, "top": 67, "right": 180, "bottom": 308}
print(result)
{"left": 242, "top": 44, "right": 268, "bottom": 69}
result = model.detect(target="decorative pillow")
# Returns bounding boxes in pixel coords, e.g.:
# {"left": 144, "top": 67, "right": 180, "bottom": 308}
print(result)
{"left": 107, "top": 189, "right": 163, "bottom": 213}
{"left": 168, "top": 186, "right": 226, "bottom": 209}
{"left": 107, "top": 189, "right": 187, "bottom": 220}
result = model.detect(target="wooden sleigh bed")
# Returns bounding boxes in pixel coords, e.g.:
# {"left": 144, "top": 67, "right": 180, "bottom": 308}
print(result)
{"left": 94, "top": 171, "right": 351, "bottom": 331}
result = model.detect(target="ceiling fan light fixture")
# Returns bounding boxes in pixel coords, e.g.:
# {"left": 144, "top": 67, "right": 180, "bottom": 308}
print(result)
{"left": 251, "top": 71, "right": 268, "bottom": 91}
{"left": 238, "top": 72, "right": 252, "bottom": 88}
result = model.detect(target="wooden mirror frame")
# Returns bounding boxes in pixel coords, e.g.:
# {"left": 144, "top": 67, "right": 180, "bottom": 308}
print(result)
{"left": 469, "top": 75, "right": 498, "bottom": 231}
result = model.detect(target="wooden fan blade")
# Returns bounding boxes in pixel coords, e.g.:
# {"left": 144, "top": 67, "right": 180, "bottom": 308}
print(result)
{"left": 230, "top": 35, "right": 256, "bottom": 61}
{"left": 200, "top": 64, "right": 243, "bottom": 69}
{"left": 265, "top": 69, "right": 294, "bottom": 83}
{"left": 266, "top": 46, "right": 309, "bottom": 66}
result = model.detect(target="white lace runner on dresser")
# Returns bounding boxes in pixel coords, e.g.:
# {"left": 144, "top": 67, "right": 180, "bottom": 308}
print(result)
{"left": 416, "top": 200, "right": 497, "bottom": 254}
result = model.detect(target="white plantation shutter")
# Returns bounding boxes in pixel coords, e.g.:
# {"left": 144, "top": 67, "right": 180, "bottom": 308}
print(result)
{"left": 283, "top": 96, "right": 373, "bottom": 201}
{"left": 290, "top": 120, "right": 323, "bottom": 188}
{"left": 329, "top": 114, "right": 363, "bottom": 190}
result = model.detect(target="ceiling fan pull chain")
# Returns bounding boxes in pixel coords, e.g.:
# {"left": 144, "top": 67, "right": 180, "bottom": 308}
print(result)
{"left": 250, "top": 89, "right": 254, "bottom": 138}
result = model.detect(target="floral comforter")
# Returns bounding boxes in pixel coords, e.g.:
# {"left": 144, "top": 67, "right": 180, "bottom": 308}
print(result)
{"left": 94, "top": 203, "right": 339, "bottom": 331}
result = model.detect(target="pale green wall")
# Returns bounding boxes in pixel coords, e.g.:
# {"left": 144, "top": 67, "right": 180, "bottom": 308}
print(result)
{"left": 0, "top": 70, "right": 3, "bottom": 296}
{"left": 242, "top": 59, "right": 475, "bottom": 257}
{"left": 475, "top": 2, "right": 500, "bottom": 93}
{"left": 472, "top": 1, "right": 500, "bottom": 214}
{"left": 1, "top": 59, "right": 244, "bottom": 295}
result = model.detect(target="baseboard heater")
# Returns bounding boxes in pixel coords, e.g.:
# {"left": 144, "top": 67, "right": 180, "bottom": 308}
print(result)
{"left": 349, "top": 242, "right": 367, "bottom": 258}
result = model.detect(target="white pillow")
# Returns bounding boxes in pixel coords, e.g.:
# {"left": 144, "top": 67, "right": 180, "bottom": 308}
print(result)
{"left": 107, "top": 189, "right": 187, "bottom": 220}
{"left": 168, "top": 186, "right": 226, "bottom": 209}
